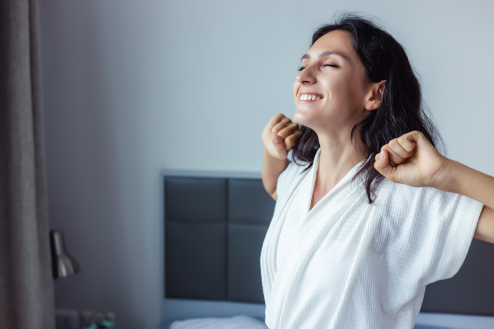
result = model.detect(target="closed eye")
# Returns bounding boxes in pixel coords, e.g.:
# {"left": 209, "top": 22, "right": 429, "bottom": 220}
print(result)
{"left": 297, "top": 64, "right": 338, "bottom": 71}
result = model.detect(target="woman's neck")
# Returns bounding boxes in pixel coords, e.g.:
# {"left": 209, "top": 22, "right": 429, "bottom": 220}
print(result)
{"left": 314, "top": 132, "right": 368, "bottom": 194}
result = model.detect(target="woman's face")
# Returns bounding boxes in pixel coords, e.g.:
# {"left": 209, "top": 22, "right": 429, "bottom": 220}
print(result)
{"left": 293, "top": 30, "right": 374, "bottom": 132}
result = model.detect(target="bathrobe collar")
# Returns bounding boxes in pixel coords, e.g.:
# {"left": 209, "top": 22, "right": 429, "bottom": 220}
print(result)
{"left": 260, "top": 148, "right": 366, "bottom": 328}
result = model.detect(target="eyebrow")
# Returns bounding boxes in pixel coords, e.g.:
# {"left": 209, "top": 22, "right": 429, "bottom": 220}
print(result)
{"left": 300, "top": 50, "right": 349, "bottom": 61}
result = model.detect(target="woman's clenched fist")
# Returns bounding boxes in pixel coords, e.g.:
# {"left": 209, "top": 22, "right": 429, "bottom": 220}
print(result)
{"left": 262, "top": 113, "right": 303, "bottom": 160}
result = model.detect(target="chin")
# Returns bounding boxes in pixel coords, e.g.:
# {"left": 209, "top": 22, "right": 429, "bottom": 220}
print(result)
{"left": 294, "top": 109, "right": 315, "bottom": 128}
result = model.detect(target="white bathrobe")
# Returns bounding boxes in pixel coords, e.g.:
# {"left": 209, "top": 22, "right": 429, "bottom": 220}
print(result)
{"left": 260, "top": 148, "right": 484, "bottom": 329}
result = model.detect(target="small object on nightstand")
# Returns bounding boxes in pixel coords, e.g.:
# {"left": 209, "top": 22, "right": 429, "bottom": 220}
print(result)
{"left": 83, "top": 310, "right": 115, "bottom": 329}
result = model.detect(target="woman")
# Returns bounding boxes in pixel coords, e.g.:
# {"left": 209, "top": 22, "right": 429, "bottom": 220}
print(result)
{"left": 260, "top": 13, "right": 494, "bottom": 329}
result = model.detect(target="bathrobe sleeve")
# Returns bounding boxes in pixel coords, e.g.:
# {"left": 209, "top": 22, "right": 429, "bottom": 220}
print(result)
{"left": 412, "top": 188, "right": 484, "bottom": 285}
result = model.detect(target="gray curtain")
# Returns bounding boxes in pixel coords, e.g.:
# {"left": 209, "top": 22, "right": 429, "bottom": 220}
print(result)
{"left": 0, "top": 0, "right": 56, "bottom": 328}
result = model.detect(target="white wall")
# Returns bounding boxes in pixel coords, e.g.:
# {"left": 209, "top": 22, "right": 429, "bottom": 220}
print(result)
{"left": 40, "top": 0, "right": 494, "bottom": 328}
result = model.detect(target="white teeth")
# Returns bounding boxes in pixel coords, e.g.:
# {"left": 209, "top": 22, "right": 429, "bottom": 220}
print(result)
{"left": 300, "top": 94, "right": 322, "bottom": 100}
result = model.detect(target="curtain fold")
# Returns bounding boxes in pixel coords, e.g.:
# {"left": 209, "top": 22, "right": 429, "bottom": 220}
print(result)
{"left": 0, "top": 0, "right": 56, "bottom": 328}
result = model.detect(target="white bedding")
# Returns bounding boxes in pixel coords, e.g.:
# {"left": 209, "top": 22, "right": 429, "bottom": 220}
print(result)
{"left": 169, "top": 315, "right": 268, "bottom": 329}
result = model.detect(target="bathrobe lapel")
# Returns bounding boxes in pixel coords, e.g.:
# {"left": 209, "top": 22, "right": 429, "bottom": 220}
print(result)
{"left": 260, "top": 161, "right": 310, "bottom": 311}
{"left": 261, "top": 155, "right": 365, "bottom": 329}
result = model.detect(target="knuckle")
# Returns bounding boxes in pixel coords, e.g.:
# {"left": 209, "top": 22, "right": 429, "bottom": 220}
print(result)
{"left": 286, "top": 133, "right": 301, "bottom": 145}
{"left": 272, "top": 114, "right": 282, "bottom": 122}
{"left": 277, "top": 131, "right": 287, "bottom": 139}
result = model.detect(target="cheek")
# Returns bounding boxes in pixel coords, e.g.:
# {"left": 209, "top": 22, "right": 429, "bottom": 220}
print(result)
{"left": 324, "top": 75, "right": 361, "bottom": 106}
{"left": 320, "top": 75, "right": 348, "bottom": 103}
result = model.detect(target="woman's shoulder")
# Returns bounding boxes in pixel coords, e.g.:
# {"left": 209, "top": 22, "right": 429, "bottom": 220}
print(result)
{"left": 375, "top": 177, "right": 479, "bottom": 217}
{"left": 278, "top": 159, "right": 305, "bottom": 185}
{"left": 379, "top": 178, "right": 456, "bottom": 199}
{"left": 377, "top": 178, "right": 446, "bottom": 203}
{"left": 276, "top": 155, "right": 311, "bottom": 195}
{"left": 284, "top": 154, "right": 312, "bottom": 178}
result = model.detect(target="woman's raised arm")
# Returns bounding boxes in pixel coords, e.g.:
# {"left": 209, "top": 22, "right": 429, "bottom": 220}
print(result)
{"left": 374, "top": 130, "right": 494, "bottom": 244}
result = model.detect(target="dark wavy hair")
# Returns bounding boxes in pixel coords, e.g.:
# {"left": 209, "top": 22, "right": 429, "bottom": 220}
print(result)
{"left": 292, "top": 12, "right": 445, "bottom": 204}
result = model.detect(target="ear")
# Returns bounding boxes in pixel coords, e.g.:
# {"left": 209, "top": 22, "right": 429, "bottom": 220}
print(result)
{"left": 363, "top": 80, "right": 386, "bottom": 111}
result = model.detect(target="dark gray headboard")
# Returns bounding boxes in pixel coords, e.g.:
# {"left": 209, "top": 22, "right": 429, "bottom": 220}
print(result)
{"left": 164, "top": 175, "right": 275, "bottom": 303}
{"left": 164, "top": 174, "right": 494, "bottom": 315}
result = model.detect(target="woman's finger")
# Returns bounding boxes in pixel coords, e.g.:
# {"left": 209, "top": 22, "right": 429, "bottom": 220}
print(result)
{"left": 374, "top": 149, "right": 397, "bottom": 180}
{"left": 388, "top": 138, "right": 415, "bottom": 159}
{"left": 398, "top": 134, "right": 417, "bottom": 153}
{"left": 376, "top": 151, "right": 397, "bottom": 167}
{"left": 271, "top": 134, "right": 287, "bottom": 158}
{"left": 382, "top": 145, "right": 406, "bottom": 165}
{"left": 271, "top": 118, "right": 292, "bottom": 135}
{"left": 284, "top": 130, "right": 303, "bottom": 150}
{"left": 276, "top": 122, "right": 299, "bottom": 139}
{"left": 267, "top": 113, "right": 286, "bottom": 130}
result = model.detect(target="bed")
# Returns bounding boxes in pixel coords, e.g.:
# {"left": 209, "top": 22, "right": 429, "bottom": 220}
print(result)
{"left": 158, "top": 169, "right": 494, "bottom": 329}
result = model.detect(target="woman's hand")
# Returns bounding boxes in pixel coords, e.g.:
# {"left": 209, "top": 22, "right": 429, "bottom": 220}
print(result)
{"left": 374, "top": 130, "right": 452, "bottom": 189}
{"left": 262, "top": 113, "right": 303, "bottom": 160}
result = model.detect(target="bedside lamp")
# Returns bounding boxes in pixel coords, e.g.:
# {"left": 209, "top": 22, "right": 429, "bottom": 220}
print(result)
{"left": 50, "top": 229, "right": 81, "bottom": 279}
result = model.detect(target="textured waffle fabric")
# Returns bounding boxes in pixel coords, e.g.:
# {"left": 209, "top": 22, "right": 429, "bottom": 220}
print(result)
{"left": 260, "top": 147, "right": 484, "bottom": 329}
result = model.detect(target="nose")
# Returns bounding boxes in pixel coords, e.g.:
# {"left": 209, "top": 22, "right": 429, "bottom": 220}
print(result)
{"left": 296, "top": 66, "right": 316, "bottom": 85}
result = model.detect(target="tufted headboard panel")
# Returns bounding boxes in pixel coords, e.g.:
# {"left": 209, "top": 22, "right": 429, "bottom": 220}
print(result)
{"left": 164, "top": 175, "right": 275, "bottom": 303}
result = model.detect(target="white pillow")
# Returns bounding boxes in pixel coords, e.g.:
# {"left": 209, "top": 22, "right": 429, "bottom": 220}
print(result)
{"left": 169, "top": 315, "right": 268, "bottom": 329}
